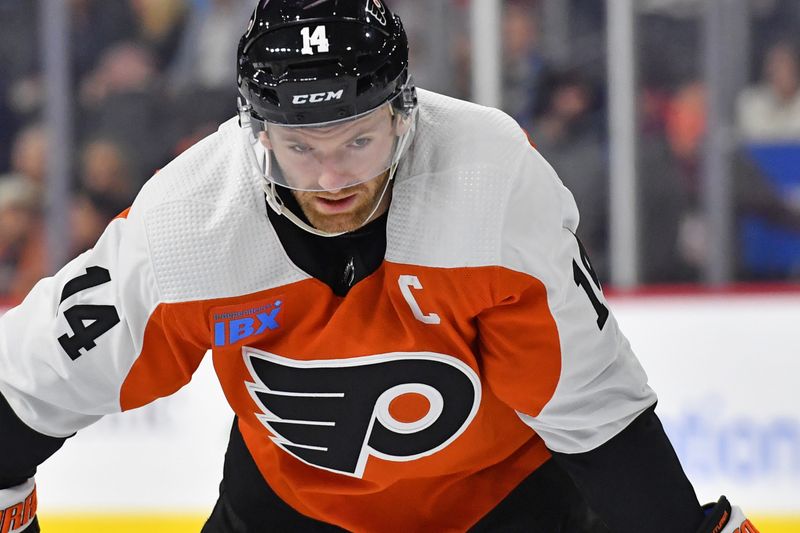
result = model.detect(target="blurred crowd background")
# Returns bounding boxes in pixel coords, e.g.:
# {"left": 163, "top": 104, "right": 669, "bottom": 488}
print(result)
{"left": 2, "top": 0, "right": 800, "bottom": 303}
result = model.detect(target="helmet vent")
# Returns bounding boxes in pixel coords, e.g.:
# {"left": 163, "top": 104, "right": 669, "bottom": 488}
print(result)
{"left": 256, "top": 87, "right": 280, "bottom": 106}
{"left": 252, "top": 65, "right": 275, "bottom": 79}
{"left": 288, "top": 57, "right": 340, "bottom": 74}
{"left": 356, "top": 75, "right": 372, "bottom": 96}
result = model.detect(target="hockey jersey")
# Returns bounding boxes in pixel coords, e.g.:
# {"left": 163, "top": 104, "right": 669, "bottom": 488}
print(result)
{"left": 0, "top": 90, "right": 655, "bottom": 531}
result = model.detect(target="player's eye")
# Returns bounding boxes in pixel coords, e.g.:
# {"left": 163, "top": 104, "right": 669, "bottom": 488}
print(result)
{"left": 289, "top": 143, "right": 312, "bottom": 154}
{"left": 349, "top": 137, "right": 372, "bottom": 149}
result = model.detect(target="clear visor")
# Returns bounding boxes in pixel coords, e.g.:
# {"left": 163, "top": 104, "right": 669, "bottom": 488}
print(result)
{"left": 246, "top": 92, "right": 416, "bottom": 193}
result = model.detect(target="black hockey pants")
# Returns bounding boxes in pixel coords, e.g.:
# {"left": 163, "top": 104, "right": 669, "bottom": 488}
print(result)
{"left": 201, "top": 421, "right": 610, "bottom": 533}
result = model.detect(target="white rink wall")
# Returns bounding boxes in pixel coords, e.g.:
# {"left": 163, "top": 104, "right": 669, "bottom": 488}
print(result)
{"left": 612, "top": 291, "right": 800, "bottom": 513}
{"left": 2, "top": 290, "right": 799, "bottom": 514}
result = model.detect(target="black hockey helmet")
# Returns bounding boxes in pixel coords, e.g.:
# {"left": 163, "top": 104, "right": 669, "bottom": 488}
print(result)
{"left": 237, "top": 0, "right": 414, "bottom": 126}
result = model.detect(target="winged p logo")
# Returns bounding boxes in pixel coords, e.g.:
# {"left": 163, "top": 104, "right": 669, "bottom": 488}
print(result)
{"left": 365, "top": 0, "right": 387, "bottom": 26}
{"left": 244, "top": 348, "right": 481, "bottom": 477}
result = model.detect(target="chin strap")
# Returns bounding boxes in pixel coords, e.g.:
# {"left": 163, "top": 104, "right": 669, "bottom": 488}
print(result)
{"left": 263, "top": 179, "right": 345, "bottom": 238}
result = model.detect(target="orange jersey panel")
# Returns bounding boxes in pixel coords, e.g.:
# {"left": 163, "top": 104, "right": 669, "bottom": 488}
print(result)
{"left": 120, "top": 262, "right": 558, "bottom": 530}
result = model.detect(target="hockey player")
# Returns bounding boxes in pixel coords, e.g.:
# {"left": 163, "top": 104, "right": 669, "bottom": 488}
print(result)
{"left": 0, "top": 1, "right": 759, "bottom": 532}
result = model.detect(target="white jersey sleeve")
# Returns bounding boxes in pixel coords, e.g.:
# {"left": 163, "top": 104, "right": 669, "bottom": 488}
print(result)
{"left": 387, "top": 91, "right": 656, "bottom": 455}
{"left": 491, "top": 138, "right": 657, "bottom": 454}
{"left": 1, "top": 210, "right": 171, "bottom": 437}
{"left": 0, "top": 116, "right": 294, "bottom": 440}
{"left": 0, "top": 177, "right": 220, "bottom": 440}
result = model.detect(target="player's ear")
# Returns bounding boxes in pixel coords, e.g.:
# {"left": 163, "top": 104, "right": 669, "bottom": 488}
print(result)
{"left": 393, "top": 113, "right": 413, "bottom": 136}
{"left": 259, "top": 130, "right": 272, "bottom": 149}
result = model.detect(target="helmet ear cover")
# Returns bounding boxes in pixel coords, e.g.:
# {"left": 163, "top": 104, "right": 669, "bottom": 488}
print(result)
{"left": 389, "top": 78, "right": 417, "bottom": 135}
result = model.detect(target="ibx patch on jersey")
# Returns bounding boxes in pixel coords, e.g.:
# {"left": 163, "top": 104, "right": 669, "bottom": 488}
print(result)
{"left": 244, "top": 348, "right": 482, "bottom": 477}
{"left": 212, "top": 299, "right": 283, "bottom": 347}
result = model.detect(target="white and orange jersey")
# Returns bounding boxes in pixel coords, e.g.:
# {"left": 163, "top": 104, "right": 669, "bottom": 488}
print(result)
{"left": 0, "top": 90, "right": 655, "bottom": 531}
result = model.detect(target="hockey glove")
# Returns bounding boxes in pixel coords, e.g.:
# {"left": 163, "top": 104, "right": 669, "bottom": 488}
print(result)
{"left": 0, "top": 478, "right": 38, "bottom": 532}
{"left": 696, "top": 495, "right": 759, "bottom": 533}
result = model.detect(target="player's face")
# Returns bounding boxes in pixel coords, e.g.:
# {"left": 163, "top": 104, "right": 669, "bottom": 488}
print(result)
{"left": 261, "top": 107, "right": 399, "bottom": 233}
{"left": 291, "top": 166, "right": 391, "bottom": 233}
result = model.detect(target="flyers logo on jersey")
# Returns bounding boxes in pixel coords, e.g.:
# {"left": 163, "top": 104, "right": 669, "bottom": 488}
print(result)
{"left": 244, "top": 348, "right": 481, "bottom": 477}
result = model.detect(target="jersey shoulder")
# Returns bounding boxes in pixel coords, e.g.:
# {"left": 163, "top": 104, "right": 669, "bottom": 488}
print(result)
{"left": 126, "top": 118, "right": 306, "bottom": 303}
{"left": 388, "top": 90, "right": 577, "bottom": 272}
{"left": 410, "top": 90, "right": 528, "bottom": 169}
{"left": 130, "top": 117, "right": 260, "bottom": 214}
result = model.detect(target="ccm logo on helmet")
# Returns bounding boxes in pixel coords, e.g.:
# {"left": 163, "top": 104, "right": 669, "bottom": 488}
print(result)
{"left": 244, "top": 348, "right": 481, "bottom": 478}
{"left": 292, "top": 90, "right": 344, "bottom": 105}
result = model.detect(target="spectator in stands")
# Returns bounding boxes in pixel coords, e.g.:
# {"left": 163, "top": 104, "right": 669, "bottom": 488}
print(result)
{"left": 664, "top": 80, "right": 706, "bottom": 203}
{"left": 128, "top": 0, "right": 189, "bottom": 69}
{"left": 0, "top": 123, "right": 49, "bottom": 301}
{"left": 0, "top": 0, "right": 37, "bottom": 173}
{"left": 737, "top": 40, "right": 800, "bottom": 141}
{"left": 69, "top": 138, "right": 138, "bottom": 258}
{"left": 163, "top": 0, "right": 251, "bottom": 154}
{"left": 525, "top": 69, "right": 609, "bottom": 280}
{"left": 69, "top": 193, "right": 115, "bottom": 259}
{"left": 168, "top": 0, "right": 251, "bottom": 94}
{"left": 0, "top": 0, "right": 40, "bottom": 130}
{"left": 0, "top": 177, "right": 44, "bottom": 302}
{"left": 0, "top": 77, "right": 15, "bottom": 173}
{"left": 79, "top": 42, "right": 165, "bottom": 180}
{"left": 637, "top": 86, "right": 697, "bottom": 283}
{"left": 5, "top": 123, "right": 47, "bottom": 201}
{"left": 70, "top": 0, "right": 139, "bottom": 81}
{"left": 667, "top": 78, "right": 800, "bottom": 280}
{"left": 502, "top": 0, "right": 549, "bottom": 123}
{"left": 79, "top": 138, "right": 137, "bottom": 210}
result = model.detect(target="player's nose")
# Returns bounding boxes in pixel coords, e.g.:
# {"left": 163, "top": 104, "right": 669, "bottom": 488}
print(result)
{"left": 316, "top": 158, "right": 353, "bottom": 192}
